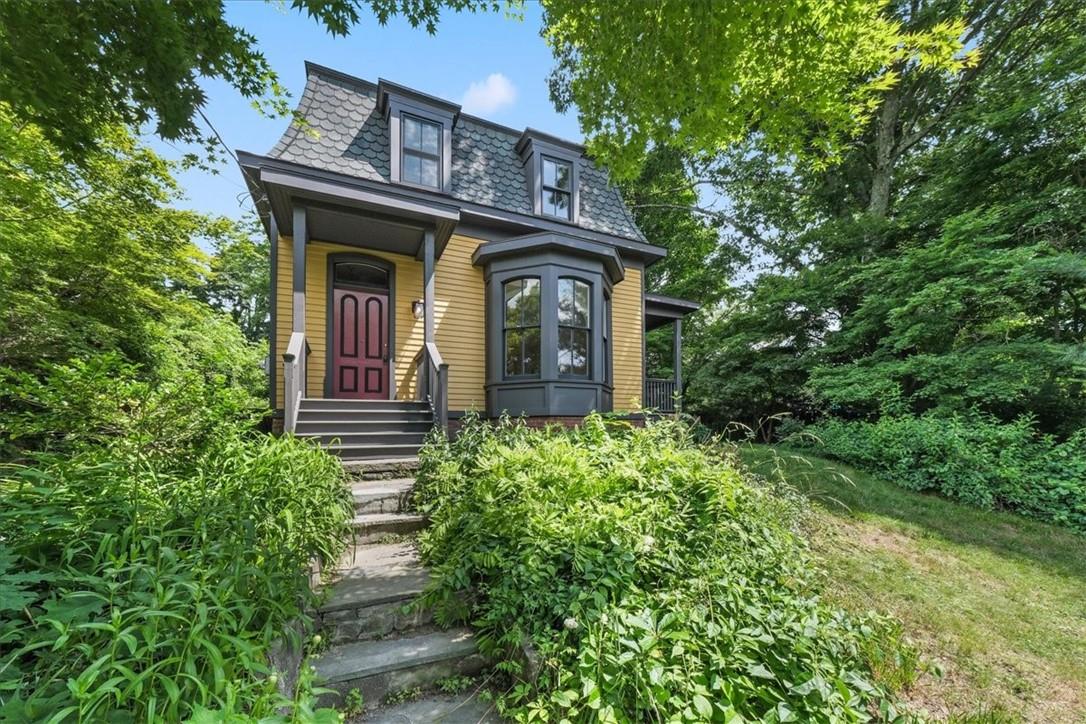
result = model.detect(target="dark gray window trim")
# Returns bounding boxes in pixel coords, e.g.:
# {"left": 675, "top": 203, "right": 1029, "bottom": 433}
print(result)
{"left": 324, "top": 252, "right": 397, "bottom": 400}
{"left": 399, "top": 113, "right": 443, "bottom": 190}
{"left": 515, "top": 132, "right": 582, "bottom": 224}
{"left": 557, "top": 275, "right": 592, "bottom": 379}
{"left": 382, "top": 91, "right": 456, "bottom": 193}
{"left": 541, "top": 155, "right": 574, "bottom": 221}
{"left": 501, "top": 276, "right": 542, "bottom": 380}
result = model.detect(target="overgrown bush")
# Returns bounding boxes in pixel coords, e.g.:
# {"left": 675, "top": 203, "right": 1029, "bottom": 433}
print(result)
{"left": 0, "top": 320, "right": 351, "bottom": 721}
{"left": 414, "top": 414, "right": 916, "bottom": 722}
{"left": 0, "top": 431, "right": 351, "bottom": 722}
{"left": 801, "top": 415, "right": 1086, "bottom": 532}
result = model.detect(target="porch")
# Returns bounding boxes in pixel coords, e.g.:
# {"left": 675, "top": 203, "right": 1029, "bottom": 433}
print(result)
{"left": 643, "top": 293, "right": 700, "bottom": 414}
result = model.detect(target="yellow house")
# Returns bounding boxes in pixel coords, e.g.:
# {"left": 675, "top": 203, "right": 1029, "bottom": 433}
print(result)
{"left": 238, "top": 63, "right": 697, "bottom": 459}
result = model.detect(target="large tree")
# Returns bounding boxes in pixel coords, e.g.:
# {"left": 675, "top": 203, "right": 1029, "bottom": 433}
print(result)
{"left": 685, "top": 0, "right": 1086, "bottom": 436}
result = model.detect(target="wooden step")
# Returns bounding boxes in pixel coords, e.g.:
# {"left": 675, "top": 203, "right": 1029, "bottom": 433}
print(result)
{"left": 313, "top": 629, "right": 485, "bottom": 708}
{"left": 295, "top": 419, "right": 433, "bottom": 434}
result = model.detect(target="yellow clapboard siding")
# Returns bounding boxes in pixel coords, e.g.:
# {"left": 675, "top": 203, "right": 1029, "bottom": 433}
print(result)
{"left": 611, "top": 267, "right": 643, "bottom": 412}
{"left": 434, "top": 234, "right": 487, "bottom": 411}
{"left": 273, "top": 233, "right": 644, "bottom": 415}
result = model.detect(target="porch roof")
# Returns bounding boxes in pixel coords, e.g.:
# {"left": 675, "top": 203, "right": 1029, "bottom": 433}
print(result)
{"left": 644, "top": 293, "right": 701, "bottom": 331}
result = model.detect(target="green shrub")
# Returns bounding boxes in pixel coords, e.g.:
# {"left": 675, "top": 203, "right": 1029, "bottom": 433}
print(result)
{"left": 802, "top": 415, "right": 1086, "bottom": 532}
{"left": 0, "top": 430, "right": 351, "bottom": 721}
{"left": 415, "top": 414, "right": 914, "bottom": 722}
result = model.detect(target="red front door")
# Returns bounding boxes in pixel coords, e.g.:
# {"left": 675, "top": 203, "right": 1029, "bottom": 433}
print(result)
{"left": 332, "top": 287, "right": 389, "bottom": 399}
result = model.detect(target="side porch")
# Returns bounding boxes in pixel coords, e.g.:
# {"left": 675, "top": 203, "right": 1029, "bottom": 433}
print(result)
{"left": 643, "top": 293, "right": 700, "bottom": 413}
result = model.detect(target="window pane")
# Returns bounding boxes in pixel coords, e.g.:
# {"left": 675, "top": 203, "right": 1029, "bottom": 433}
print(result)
{"left": 403, "top": 153, "right": 421, "bottom": 184}
{"left": 558, "top": 327, "right": 589, "bottom": 376}
{"left": 335, "top": 262, "right": 388, "bottom": 288}
{"left": 421, "top": 121, "right": 440, "bottom": 154}
{"left": 504, "top": 278, "right": 540, "bottom": 326}
{"left": 403, "top": 116, "right": 421, "bottom": 150}
{"left": 574, "top": 280, "right": 589, "bottom": 327}
{"left": 544, "top": 189, "right": 571, "bottom": 219}
{"left": 505, "top": 329, "right": 524, "bottom": 377}
{"left": 522, "top": 327, "right": 540, "bottom": 376}
{"left": 543, "top": 158, "right": 571, "bottom": 190}
{"left": 559, "top": 278, "right": 589, "bottom": 327}
{"left": 504, "top": 327, "right": 540, "bottom": 376}
{"left": 553, "top": 161, "right": 571, "bottom": 190}
{"left": 420, "top": 157, "right": 439, "bottom": 188}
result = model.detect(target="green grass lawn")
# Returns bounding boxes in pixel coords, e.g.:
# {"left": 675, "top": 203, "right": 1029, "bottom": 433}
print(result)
{"left": 737, "top": 445, "right": 1086, "bottom": 723}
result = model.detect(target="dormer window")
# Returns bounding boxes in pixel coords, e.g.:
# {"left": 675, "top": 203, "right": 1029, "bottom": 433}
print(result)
{"left": 402, "top": 115, "right": 441, "bottom": 188}
{"left": 379, "top": 79, "right": 459, "bottom": 192}
{"left": 542, "top": 157, "right": 573, "bottom": 220}
{"left": 516, "top": 129, "right": 582, "bottom": 224}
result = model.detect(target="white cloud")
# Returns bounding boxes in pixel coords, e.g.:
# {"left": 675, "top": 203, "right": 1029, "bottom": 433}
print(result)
{"left": 461, "top": 73, "right": 517, "bottom": 115}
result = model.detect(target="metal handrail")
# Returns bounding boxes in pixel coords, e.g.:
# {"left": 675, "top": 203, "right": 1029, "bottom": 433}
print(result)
{"left": 412, "top": 341, "right": 449, "bottom": 434}
{"left": 283, "top": 331, "right": 306, "bottom": 433}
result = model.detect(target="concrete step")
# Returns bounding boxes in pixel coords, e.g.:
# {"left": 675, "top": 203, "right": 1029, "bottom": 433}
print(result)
{"left": 296, "top": 420, "right": 433, "bottom": 435}
{"left": 357, "top": 691, "right": 501, "bottom": 723}
{"left": 321, "top": 542, "right": 430, "bottom": 643}
{"left": 352, "top": 478, "right": 415, "bottom": 514}
{"left": 299, "top": 432, "right": 428, "bottom": 447}
{"left": 314, "top": 629, "right": 485, "bottom": 709}
{"left": 330, "top": 443, "right": 423, "bottom": 461}
{"left": 352, "top": 512, "right": 427, "bottom": 543}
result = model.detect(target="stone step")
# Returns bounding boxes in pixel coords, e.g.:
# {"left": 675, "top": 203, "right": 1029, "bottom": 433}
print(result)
{"left": 321, "top": 542, "right": 430, "bottom": 643}
{"left": 352, "top": 478, "right": 415, "bottom": 514}
{"left": 352, "top": 512, "right": 427, "bottom": 543}
{"left": 313, "top": 629, "right": 485, "bottom": 708}
{"left": 359, "top": 691, "right": 501, "bottom": 723}
{"left": 329, "top": 443, "right": 423, "bottom": 461}
{"left": 343, "top": 457, "right": 420, "bottom": 477}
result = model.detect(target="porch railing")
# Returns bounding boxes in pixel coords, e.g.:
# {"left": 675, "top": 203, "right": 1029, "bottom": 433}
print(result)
{"left": 644, "top": 377, "right": 678, "bottom": 413}
{"left": 413, "top": 341, "right": 449, "bottom": 434}
{"left": 283, "top": 332, "right": 309, "bottom": 433}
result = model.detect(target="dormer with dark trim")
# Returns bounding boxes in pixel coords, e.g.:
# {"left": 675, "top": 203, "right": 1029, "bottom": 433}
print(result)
{"left": 516, "top": 128, "right": 583, "bottom": 225}
{"left": 378, "top": 79, "right": 460, "bottom": 193}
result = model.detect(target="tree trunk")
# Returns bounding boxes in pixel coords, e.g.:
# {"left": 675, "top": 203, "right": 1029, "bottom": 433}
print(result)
{"left": 867, "top": 88, "right": 902, "bottom": 218}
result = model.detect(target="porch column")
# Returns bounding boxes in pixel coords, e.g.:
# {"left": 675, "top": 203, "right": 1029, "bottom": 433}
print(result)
{"left": 292, "top": 205, "right": 307, "bottom": 335}
{"left": 268, "top": 212, "right": 279, "bottom": 409}
{"left": 423, "top": 228, "right": 435, "bottom": 344}
{"left": 673, "top": 318, "right": 682, "bottom": 413}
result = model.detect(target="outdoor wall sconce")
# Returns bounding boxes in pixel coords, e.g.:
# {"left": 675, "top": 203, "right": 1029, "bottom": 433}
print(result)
{"left": 412, "top": 300, "right": 425, "bottom": 320}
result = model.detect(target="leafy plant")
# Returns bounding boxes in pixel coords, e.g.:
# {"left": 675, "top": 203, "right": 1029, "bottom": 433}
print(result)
{"left": 415, "top": 414, "right": 917, "bottom": 721}
{"left": 797, "top": 414, "right": 1086, "bottom": 532}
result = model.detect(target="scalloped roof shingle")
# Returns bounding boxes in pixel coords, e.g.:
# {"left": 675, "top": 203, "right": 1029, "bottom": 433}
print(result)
{"left": 268, "top": 66, "right": 645, "bottom": 242}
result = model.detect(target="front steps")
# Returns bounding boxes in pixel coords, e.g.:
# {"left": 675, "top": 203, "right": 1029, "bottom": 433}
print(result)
{"left": 313, "top": 459, "right": 491, "bottom": 719}
{"left": 294, "top": 399, "right": 433, "bottom": 461}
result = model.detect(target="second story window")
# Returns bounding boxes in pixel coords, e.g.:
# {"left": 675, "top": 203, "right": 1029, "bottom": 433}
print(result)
{"left": 402, "top": 115, "right": 441, "bottom": 188}
{"left": 542, "top": 156, "right": 573, "bottom": 220}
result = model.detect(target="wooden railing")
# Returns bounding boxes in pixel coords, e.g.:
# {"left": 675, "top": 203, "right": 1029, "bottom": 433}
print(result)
{"left": 413, "top": 341, "right": 449, "bottom": 434}
{"left": 644, "top": 377, "right": 678, "bottom": 413}
{"left": 283, "top": 332, "right": 308, "bottom": 433}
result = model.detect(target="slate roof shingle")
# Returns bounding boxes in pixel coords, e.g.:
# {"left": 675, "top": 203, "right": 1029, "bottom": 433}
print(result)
{"left": 268, "top": 65, "right": 644, "bottom": 242}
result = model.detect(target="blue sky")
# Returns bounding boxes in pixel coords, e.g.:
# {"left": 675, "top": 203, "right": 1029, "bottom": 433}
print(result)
{"left": 148, "top": 1, "right": 577, "bottom": 224}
